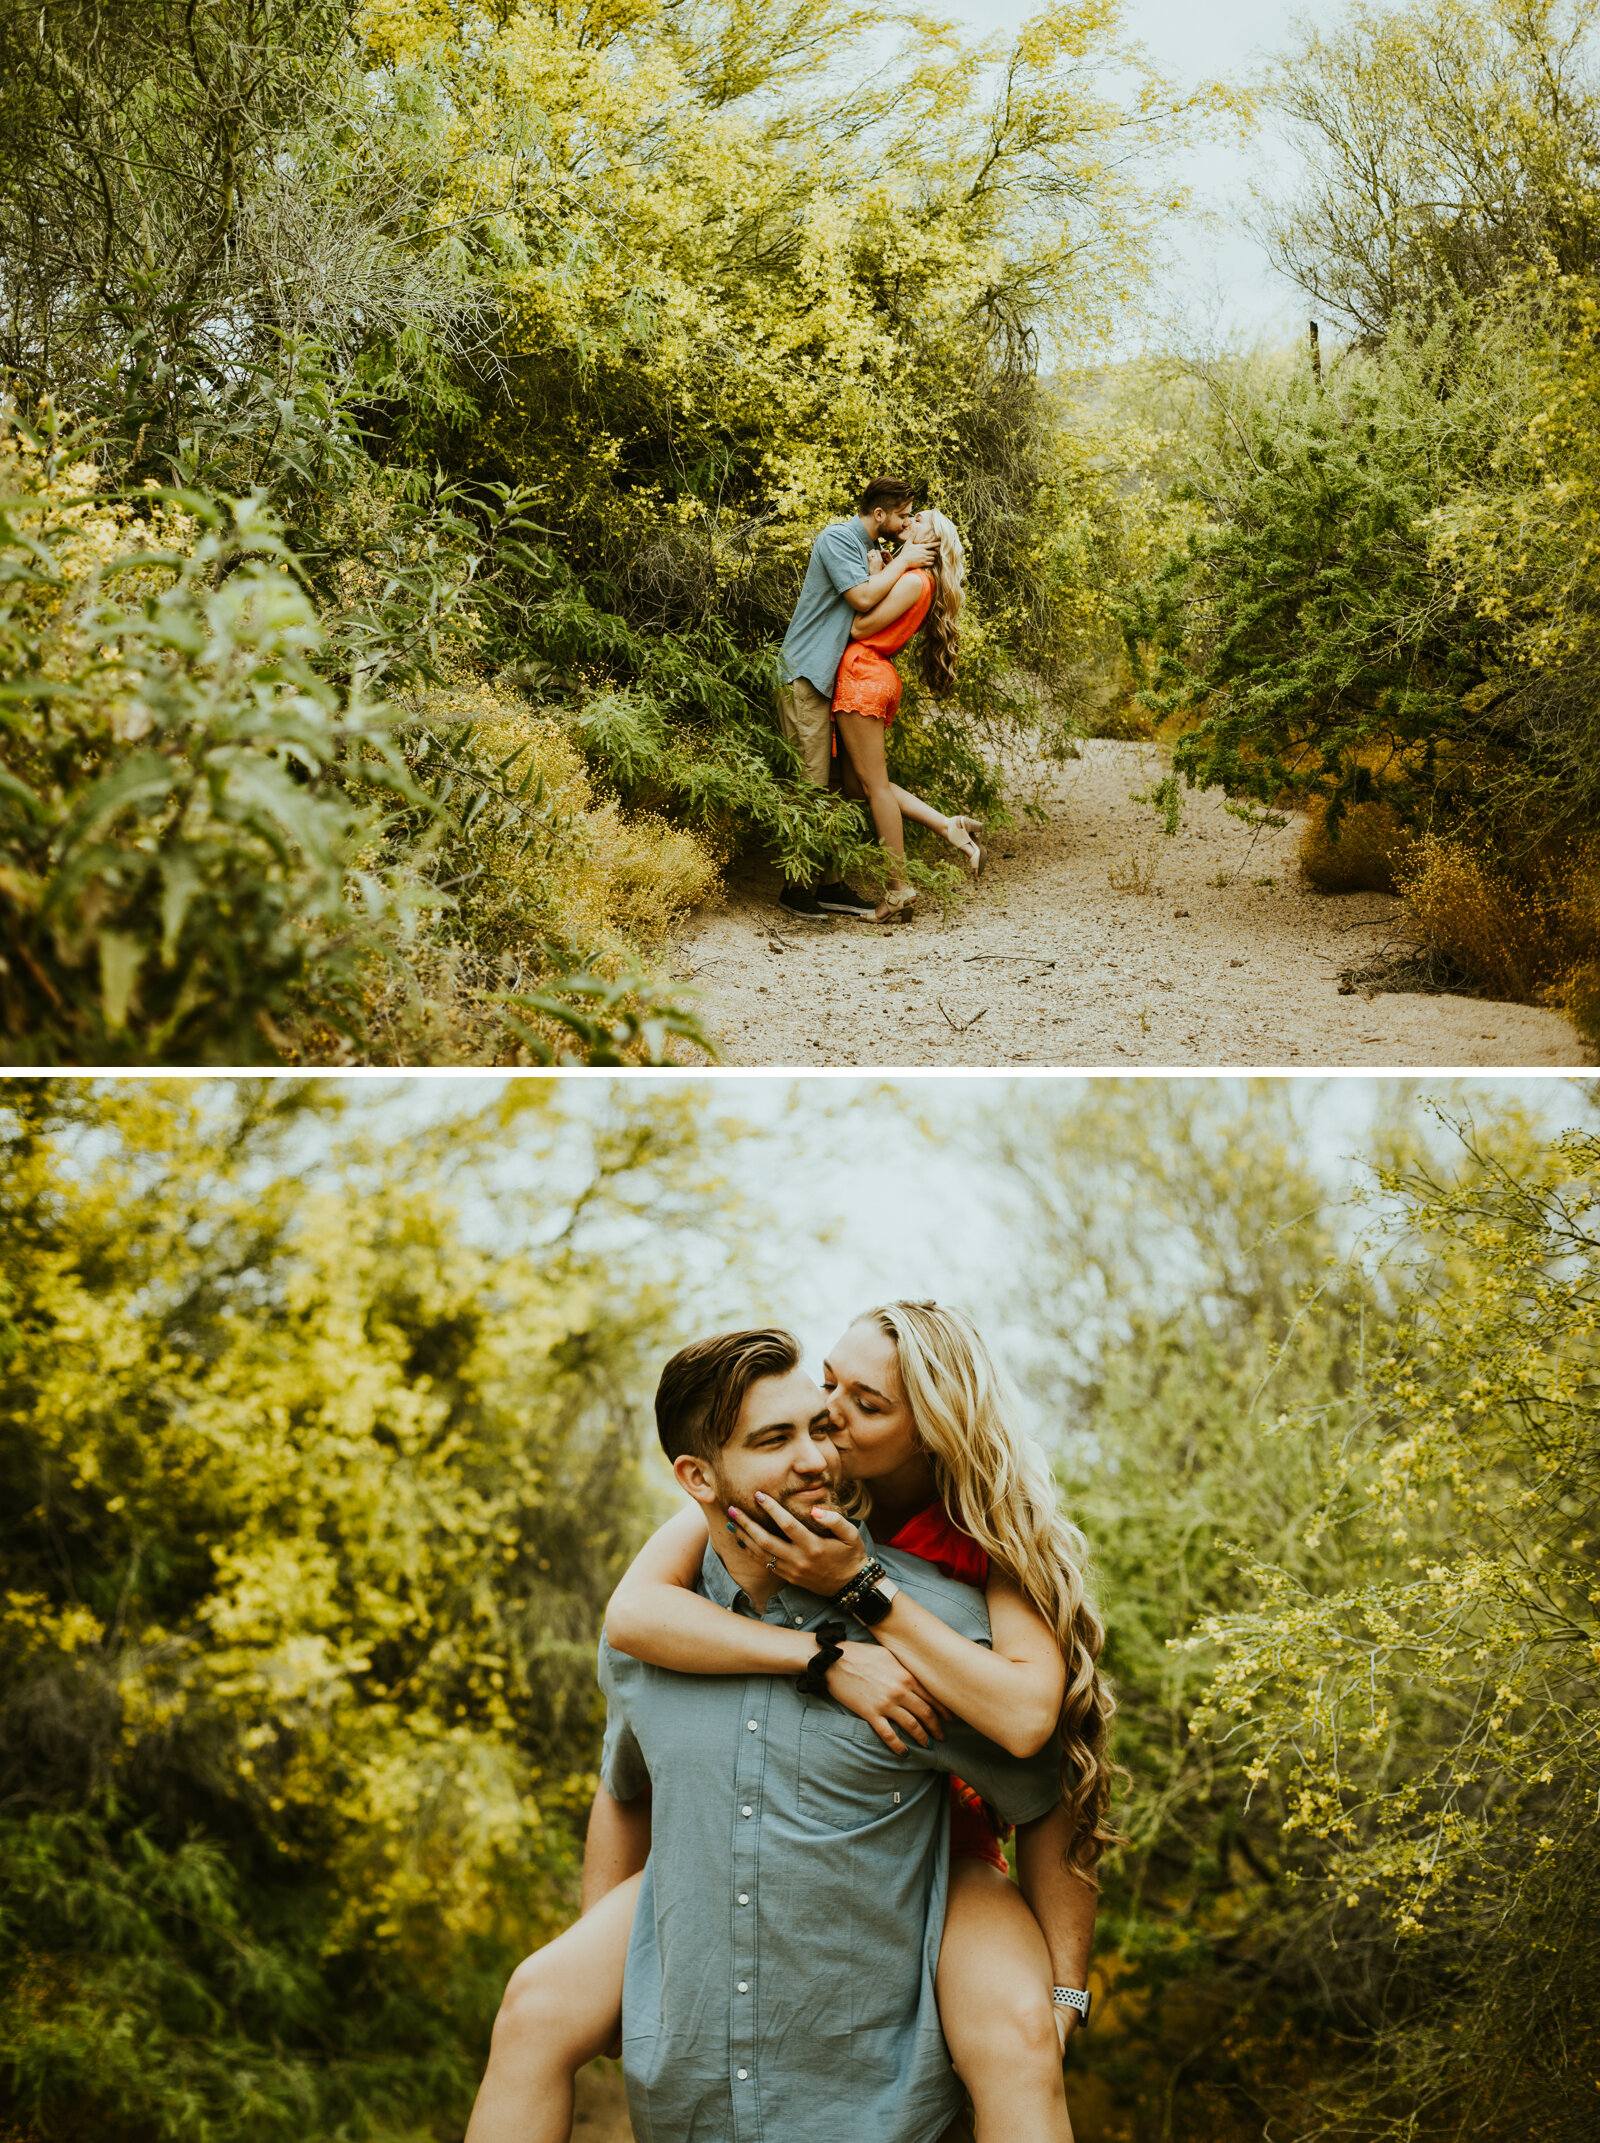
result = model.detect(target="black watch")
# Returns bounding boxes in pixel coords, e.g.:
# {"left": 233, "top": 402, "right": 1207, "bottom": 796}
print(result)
{"left": 856, "top": 1577, "right": 900, "bottom": 1625}
{"left": 833, "top": 1559, "right": 901, "bottom": 1626}
{"left": 839, "top": 1551, "right": 899, "bottom": 1611}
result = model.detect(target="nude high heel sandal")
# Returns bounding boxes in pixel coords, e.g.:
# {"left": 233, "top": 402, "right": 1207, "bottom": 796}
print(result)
{"left": 874, "top": 887, "right": 917, "bottom": 923}
{"left": 944, "top": 816, "right": 985, "bottom": 875}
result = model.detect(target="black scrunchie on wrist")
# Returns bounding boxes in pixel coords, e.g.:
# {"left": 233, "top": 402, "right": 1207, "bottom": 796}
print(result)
{"left": 795, "top": 1618, "right": 847, "bottom": 1696}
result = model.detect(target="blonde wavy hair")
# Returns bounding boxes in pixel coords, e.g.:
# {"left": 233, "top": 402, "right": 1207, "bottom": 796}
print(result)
{"left": 859, "top": 1299, "right": 1121, "bottom": 1877}
{"left": 917, "top": 510, "right": 964, "bottom": 698}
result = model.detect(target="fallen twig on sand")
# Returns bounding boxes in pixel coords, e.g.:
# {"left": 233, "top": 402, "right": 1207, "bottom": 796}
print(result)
{"left": 938, "top": 1000, "right": 987, "bottom": 1033}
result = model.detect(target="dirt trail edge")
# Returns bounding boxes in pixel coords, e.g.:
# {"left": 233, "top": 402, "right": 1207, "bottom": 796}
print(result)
{"left": 671, "top": 740, "right": 1590, "bottom": 1069}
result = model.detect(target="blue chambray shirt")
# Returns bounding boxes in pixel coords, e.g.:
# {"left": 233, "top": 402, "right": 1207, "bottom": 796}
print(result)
{"left": 598, "top": 1528, "right": 1061, "bottom": 2143}
{"left": 778, "top": 517, "right": 872, "bottom": 697}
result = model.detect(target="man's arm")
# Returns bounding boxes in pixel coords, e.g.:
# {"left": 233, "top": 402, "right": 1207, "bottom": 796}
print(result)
{"left": 849, "top": 569, "right": 928, "bottom": 639}
{"left": 580, "top": 1781, "right": 652, "bottom": 1914}
{"left": 1015, "top": 1802, "right": 1098, "bottom": 2048}
{"left": 841, "top": 541, "right": 932, "bottom": 612}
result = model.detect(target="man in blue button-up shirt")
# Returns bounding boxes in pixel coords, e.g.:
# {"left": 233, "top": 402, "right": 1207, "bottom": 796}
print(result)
{"left": 773, "top": 477, "right": 933, "bottom": 921}
{"left": 595, "top": 1332, "right": 1062, "bottom": 2143}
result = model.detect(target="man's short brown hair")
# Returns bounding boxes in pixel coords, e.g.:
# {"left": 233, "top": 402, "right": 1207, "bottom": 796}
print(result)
{"left": 655, "top": 1328, "right": 801, "bottom": 1466}
{"left": 857, "top": 475, "right": 915, "bottom": 516}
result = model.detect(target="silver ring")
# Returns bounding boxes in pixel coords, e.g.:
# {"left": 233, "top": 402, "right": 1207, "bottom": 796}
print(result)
{"left": 766, "top": 1559, "right": 777, "bottom": 1571}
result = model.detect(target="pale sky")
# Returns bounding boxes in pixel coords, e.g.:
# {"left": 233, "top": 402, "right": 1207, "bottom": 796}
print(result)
{"left": 942, "top": 0, "right": 1318, "bottom": 355}
{"left": 359, "top": 1072, "right": 1596, "bottom": 1467}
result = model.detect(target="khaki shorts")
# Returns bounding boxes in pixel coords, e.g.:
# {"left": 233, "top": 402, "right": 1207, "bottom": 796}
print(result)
{"left": 775, "top": 675, "right": 833, "bottom": 790}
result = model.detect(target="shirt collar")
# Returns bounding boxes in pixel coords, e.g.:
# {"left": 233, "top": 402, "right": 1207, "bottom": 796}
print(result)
{"left": 698, "top": 1535, "right": 744, "bottom": 1610}
{"left": 697, "top": 1520, "right": 879, "bottom": 1616}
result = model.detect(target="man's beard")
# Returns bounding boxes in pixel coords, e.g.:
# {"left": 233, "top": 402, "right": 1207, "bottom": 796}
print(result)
{"left": 719, "top": 1481, "right": 837, "bottom": 1536}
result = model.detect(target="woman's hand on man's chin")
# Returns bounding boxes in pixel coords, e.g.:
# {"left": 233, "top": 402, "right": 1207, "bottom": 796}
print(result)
{"left": 725, "top": 1493, "right": 868, "bottom": 1593}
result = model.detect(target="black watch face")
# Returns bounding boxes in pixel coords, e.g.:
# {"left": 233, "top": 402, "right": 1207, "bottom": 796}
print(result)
{"left": 854, "top": 1586, "right": 892, "bottom": 1625}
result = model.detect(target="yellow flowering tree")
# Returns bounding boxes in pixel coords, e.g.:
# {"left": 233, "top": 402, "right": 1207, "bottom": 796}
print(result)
{"left": 1188, "top": 1105, "right": 1600, "bottom": 2135}
{"left": 360, "top": 0, "right": 1241, "bottom": 640}
{"left": 1263, "top": 0, "right": 1600, "bottom": 343}
{"left": 1424, "top": 278, "right": 1600, "bottom": 830}
{"left": 0, "top": 1077, "right": 738, "bottom": 2139}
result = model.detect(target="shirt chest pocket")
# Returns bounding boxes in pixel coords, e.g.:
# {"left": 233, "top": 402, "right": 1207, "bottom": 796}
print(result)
{"left": 798, "top": 1709, "right": 914, "bottom": 1831}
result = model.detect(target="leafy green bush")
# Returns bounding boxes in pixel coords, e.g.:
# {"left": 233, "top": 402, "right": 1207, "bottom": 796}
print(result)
{"left": 0, "top": 1808, "right": 473, "bottom": 2143}
{"left": 0, "top": 440, "right": 426, "bottom": 1063}
{"left": 0, "top": 1080, "right": 720, "bottom": 2139}
{"left": 0, "top": 404, "right": 725, "bottom": 1067}
{"left": 1193, "top": 1109, "right": 1600, "bottom": 2138}
{"left": 1116, "top": 279, "right": 1600, "bottom": 1024}
{"left": 1119, "top": 302, "right": 1534, "bottom": 830}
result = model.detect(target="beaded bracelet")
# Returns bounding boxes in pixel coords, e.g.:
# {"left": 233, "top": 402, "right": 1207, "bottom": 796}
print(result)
{"left": 830, "top": 1557, "right": 887, "bottom": 1618}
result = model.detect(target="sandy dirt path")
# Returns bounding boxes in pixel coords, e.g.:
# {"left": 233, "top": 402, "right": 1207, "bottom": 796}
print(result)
{"left": 672, "top": 739, "right": 1589, "bottom": 1068}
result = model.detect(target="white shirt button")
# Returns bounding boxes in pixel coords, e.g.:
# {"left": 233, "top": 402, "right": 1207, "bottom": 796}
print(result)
{"left": 741, "top": 1805, "right": 753, "bottom": 1817}
{"left": 737, "top": 2068, "right": 749, "bottom": 2081}
{"left": 737, "top": 1981, "right": 749, "bottom": 1992}
{"left": 738, "top": 1892, "right": 749, "bottom": 1905}
{"left": 747, "top": 1719, "right": 758, "bottom": 1730}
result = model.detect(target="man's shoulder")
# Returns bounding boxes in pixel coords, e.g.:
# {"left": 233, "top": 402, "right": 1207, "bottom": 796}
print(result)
{"left": 876, "top": 1546, "right": 992, "bottom": 1643}
{"left": 814, "top": 517, "right": 868, "bottom": 558}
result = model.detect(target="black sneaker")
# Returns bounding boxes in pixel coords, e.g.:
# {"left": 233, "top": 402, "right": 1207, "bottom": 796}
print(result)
{"left": 814, "top": 881, "right": 879, "bottom": 918}
{"left": 778, "top": 885, "right": 828, "bottom": 917}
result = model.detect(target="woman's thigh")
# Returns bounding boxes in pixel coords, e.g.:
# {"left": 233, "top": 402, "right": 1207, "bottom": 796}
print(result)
{"left": 936, "top": 1858, "right": 1056, "bottom": 2073}
{"left": 835, "top": 709, "right": 891, "bottom": 790}
{"left": 497, "top": 1871, "right": 639, "bottom": 2067}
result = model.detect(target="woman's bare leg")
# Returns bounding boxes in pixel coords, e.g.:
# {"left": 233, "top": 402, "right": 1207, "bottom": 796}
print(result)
{"left": 889, "top": 784, "right": 980, "bottom": 863}
{"left": 464, "top": 1872, "right": 639, "bottom": 2143}
{"left": 835, "top": 711, "right": 907, "bottom": 890}
{"left": 834, "top": 711, "right": 978, "bottom": 876}
{"left": 937, "top": 1859, "right": 1074, "bottom": 2143}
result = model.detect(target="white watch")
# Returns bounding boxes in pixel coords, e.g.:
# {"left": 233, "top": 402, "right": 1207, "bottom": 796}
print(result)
{"left": 1052, "top": 1986, "right": 1091, "bottom": 2027}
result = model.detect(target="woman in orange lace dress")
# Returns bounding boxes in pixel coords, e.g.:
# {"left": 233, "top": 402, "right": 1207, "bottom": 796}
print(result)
{"left": 833, "top": 508, "right": 985, "bottom": 922}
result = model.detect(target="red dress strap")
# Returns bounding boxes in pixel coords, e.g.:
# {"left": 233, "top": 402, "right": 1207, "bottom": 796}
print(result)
{"left": 887, "top": 1502, "right": 989, "bottom": 1587}
{"left": 885, "top": 1501, "right": 1009, "bottom": 1868}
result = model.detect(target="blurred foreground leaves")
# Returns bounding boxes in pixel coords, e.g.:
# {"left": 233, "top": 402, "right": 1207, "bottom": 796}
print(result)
{"left": 0, "top": 1077, "right": 738, "bottom": 2139}
{"left": 989, "top": 1084, "right": 1600, "bottom": 2140}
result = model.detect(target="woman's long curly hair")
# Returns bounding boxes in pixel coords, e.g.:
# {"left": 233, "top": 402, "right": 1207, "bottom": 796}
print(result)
{"left": 858, "top": 1299, "right": 1122, "bottom": 1879}
{"left": 917, "top": 511, "right": 965, "bottom": 697}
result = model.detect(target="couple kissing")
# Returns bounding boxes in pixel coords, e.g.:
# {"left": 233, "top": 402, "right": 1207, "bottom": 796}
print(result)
{"left": 776, "top": 481, "right": 985, "bottom": 925}
{"left": 466, "top": 1301, "right": 1112, "bottom": 2143}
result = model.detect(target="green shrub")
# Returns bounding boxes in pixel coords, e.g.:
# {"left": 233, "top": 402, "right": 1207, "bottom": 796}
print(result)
{"left": 0, "top": 1808, "right": 472, "bottom": 2143}
{"left": 1120, "top": 302, "right": 1533, "bottom": 829}
{"left": 0, "top": 406, "right": 726, "bottom": 1068}
{"left": 0, "top": 441, "right": 426, "bottom": 1064}
{"left": 0, "top": 1081, "right": 716, "bottom": 2138}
